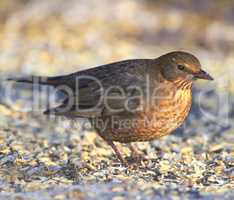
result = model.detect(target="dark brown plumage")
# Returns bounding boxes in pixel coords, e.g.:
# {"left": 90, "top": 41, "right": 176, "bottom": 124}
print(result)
{"left": 8, "top": 51, "right": 213, "bottom": 165}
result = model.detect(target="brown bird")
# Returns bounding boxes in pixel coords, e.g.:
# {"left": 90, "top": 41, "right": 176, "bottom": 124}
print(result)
{"left": 8, "top": 51, "right": 213, "bottom": 165}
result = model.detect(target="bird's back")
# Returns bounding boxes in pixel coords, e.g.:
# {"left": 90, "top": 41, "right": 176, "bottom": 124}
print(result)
{"left": 42, "top": 58, "right": 157, "bottom": 117}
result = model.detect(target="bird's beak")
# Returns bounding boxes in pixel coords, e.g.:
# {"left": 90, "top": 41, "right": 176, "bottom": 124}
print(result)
{"left": 194, "top": 69, "right": 214, "bottom": 80}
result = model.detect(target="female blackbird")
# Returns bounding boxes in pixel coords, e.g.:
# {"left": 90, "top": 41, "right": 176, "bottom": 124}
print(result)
{"left": 8, "top": 51, "right": 213, "bottom": 165}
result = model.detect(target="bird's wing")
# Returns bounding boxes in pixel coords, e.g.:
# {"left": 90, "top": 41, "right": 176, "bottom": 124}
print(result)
{"left": 44, "top": 59, "right": 151, "bottom": 118}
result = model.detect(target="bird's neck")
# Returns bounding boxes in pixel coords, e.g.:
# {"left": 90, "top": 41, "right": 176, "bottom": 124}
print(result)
{"left": 173, "top": 79, "right": 193, "bottom": 90}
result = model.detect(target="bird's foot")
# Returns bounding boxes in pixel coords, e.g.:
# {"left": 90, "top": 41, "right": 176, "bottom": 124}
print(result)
{"left": 105, "top": 140, "right": 129, "bottom": 167}
{"left": 126, "top": 154, "right": 146, "bottom": 166}
{"left": 103, "top": 139, "right": 146, "bottom": 167}
{"left": 128, "top": 144, "right": 146, "bottom": 163}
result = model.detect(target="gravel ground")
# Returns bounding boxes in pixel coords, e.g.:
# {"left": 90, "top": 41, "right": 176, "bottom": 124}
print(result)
{"left": 0, "top": 0, "right": 233, "bottom": 199}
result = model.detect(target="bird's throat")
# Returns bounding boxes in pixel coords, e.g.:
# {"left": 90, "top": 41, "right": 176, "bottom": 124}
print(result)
{"left": 174, "top": 79, "right": 193, "bottom": 90}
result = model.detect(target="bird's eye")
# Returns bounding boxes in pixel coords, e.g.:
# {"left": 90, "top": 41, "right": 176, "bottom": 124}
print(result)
{"left": 178, "top": 65, "right": 185, "bottom": 70}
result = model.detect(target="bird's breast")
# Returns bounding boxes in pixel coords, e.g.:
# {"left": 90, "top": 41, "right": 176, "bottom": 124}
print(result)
{"left": 96, "top": 87, "right": 192, "bottom": 143}
{"left": 133, "top": 87, "right": 192, "bottom": 141}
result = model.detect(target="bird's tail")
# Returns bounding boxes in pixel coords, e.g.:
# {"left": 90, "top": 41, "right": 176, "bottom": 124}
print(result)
{"left": 7, "top": 75, "right": 64, "bottom": 87}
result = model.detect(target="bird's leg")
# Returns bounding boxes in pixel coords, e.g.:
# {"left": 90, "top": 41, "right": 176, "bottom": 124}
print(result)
{"left": 129, "top": 144, "right": 145, "bottom": 162}
{"left": 95, "top": 128, "right": 128, "bottom": 166}
{"left": 105, "top": 140, "right": 128, "bottom": 166}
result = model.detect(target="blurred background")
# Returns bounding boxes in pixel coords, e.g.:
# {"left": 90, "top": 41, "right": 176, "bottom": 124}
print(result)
{"left": 0, "top": 0, "right": 234, "bottom": 76}
{"left": 0, "top": 0, "right": 233, "bottom": 199}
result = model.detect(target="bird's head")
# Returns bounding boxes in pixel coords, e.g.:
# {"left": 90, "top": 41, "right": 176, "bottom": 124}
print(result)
{"left": 159, "top": 51, "right": 213, "bottom": 85}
